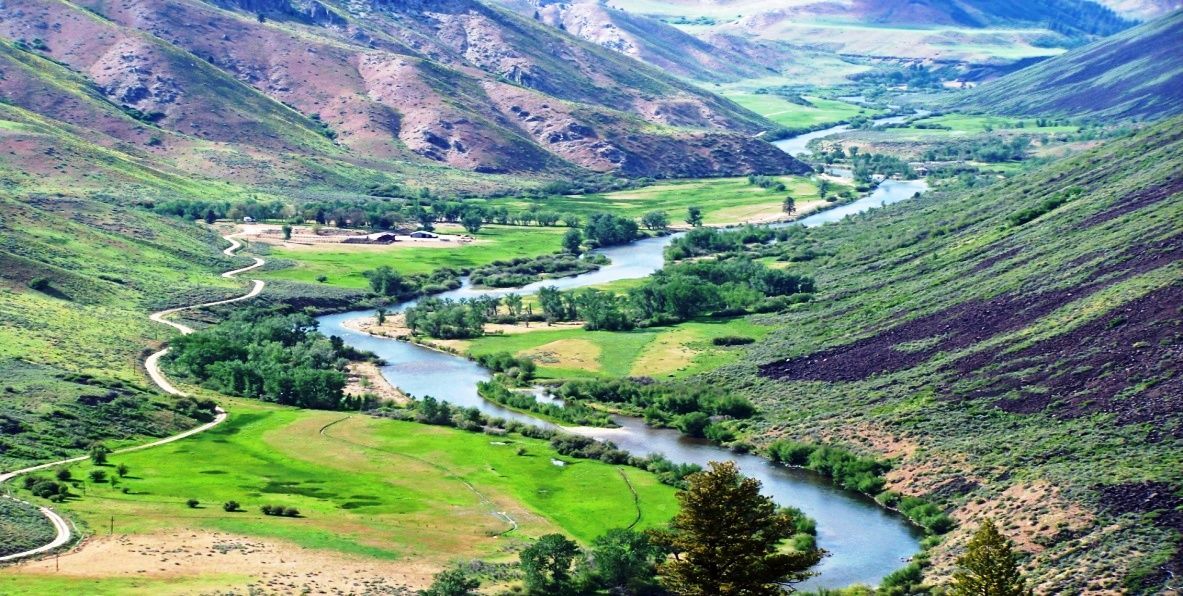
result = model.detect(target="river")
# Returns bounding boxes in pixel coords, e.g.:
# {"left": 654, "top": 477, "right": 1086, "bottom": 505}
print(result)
{"left": 774, "top": 110, "right": 930, "bottom": 158}
{"left": 318, "top": 133, "right": 930, "bottom": 590}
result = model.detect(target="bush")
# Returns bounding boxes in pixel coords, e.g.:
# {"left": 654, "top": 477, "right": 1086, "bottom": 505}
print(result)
{"left": 88, "top": 469, "right": 107, "bottom": 483}
{"left": 712, "top": 335, "right": 755, "bottom": 346}
{"left": 186, "top": 498, "right": 200, "bottom": 508}
{"left": 223, "top": 500, "right": 241, "bottom": 512}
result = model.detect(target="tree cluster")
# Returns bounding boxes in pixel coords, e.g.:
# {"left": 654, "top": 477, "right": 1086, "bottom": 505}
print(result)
{"left": 555, "top": 378, "right": 756, "bottom": 440}
{"left": 166, "top": 309, "right": 364, "bottom": 410}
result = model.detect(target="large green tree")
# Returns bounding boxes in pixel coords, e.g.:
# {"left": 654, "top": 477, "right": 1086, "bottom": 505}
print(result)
{"left": 950, "top": 519, "right": 1031, "bottom": 596}
{"left": 520, "top": 533, "right": 581, "bottom": 595}
{"left": 650, "top": 461, "right": 821, "bottom": 595}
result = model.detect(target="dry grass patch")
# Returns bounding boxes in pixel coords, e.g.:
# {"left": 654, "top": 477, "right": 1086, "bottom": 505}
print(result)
{"left": 522, "top": 339, "right": 603, "bottom": 372}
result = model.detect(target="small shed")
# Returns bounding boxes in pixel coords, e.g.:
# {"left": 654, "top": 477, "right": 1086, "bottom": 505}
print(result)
{"left": 343, "top": 232, "right": 398, "bottom": 244}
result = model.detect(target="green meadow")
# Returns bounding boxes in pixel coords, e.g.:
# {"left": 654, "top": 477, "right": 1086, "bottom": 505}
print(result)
{"left": 261, "top": 224, "right": 568, "bottom": 288}
{"left": 489, "top": 175, "right": 832, "bottom": 227}
{"left": 13, "top": 398, "right": 677, "bottom": 557}
{"left": 726, "top": 94, "right": 880, "bottom": 129}
{"left": 462, "top": 317, "right": 776, "bottom": 380}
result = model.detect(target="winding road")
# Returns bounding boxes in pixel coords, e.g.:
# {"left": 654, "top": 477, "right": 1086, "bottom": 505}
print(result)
{"left": 0, "top": 233, "right": 263, "bottom": 564}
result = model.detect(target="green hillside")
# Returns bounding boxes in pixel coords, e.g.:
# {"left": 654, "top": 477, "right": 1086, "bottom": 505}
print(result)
{"left": 699, "top": 117, "right": 1182, "bottom": 592}
{"left": 0, "top": 192, "right": 244, "bottom": 468}
{"left": 955, "top": 11, "right": 1183, "bottom": 119}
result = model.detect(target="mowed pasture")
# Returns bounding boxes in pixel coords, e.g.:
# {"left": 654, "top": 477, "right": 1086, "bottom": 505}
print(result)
{"left": 261, "top": 224, "right": 568, "bottom": 288}
{"left": 489, "top": 175, "right": 829, "bottom": 227}
{"left": 9, "top": 398, "right": 676, "bottom": 562}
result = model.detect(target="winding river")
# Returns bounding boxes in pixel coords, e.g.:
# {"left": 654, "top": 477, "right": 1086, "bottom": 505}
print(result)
{"left": 319, "top": 130, "right": 930, "bottom": 589}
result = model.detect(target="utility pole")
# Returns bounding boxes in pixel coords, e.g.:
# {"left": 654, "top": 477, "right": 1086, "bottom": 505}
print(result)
{"left": 109, "top": 515, "right": 114, "bottom": 536}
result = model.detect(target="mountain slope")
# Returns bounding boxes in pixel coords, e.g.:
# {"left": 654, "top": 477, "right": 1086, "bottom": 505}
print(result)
{"left": 954, "top": 10, "right": 1183, "bottom": 119}
{"left": 0, "top": 0, "right": 806, "bottom": 183}
{"left": 708, "top": 117, "right": 1183, "bottom": 592}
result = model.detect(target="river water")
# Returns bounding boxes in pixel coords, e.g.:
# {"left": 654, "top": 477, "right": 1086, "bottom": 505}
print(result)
{"left": 318, "top": 131, "right": 930, "bottom": 589}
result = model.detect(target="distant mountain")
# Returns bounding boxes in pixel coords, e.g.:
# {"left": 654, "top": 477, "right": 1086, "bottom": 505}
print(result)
{"left": 603, "top": 0, "right": 1139, "bottom": 64}
{"left": 493, "top": 0, "right": 793, "bottom": 83}
{"left": 0, "top": 0, "right": 808, "bottom": 190}
{"left": 1095, "top": 0, "right": 1182, "bottom": 19}
{"left": 954, "top": 10, "right": 1183, "bottom": 119}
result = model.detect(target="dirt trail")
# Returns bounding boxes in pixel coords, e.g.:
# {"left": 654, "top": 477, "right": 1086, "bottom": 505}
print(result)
{"left": 0, "top": 234, "right": 262, "bottom": 563}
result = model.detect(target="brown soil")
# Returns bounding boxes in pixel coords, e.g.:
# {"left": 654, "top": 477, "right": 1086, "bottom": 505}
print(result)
{"left": 345, "top": 361, "right": 407, "bottom": 404}
{"left": 11, "top": 531, "right": 430, "bottom": 594}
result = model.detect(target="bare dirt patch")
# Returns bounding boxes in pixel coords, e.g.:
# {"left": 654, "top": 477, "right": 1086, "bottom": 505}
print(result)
{"left": 345, "top": 361, "right": 407, "bottom": 404}
{"left": 10, "top": 531, "right": 429, "bottom": 594}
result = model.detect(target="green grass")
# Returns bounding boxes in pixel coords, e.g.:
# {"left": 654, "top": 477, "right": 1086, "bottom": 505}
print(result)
{"left": 0, "top": 575, "right": 252, "bottom": 596}
{"left": 262, "top": 224, "right": 568, "bottom": 287}
{"left": 465, "top": 317, "right": 775, "bottom": 380}
{"left": 23, "top": 400, "right": 676, "bottom": 558}
{"left": 726, "top": 94, "right": 880, "bottom": 129}
{"left": 489, "top": 176, "right": 834, "bottom": 227}
{"left": 898, "top": 114, "right": 1077, "bottom": 136}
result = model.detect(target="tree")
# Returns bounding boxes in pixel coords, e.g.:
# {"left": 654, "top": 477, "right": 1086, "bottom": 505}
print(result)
{"left": 90, "top": 443, "right": 110, "bottom": 465}
{"left": 586, "top": 528, "right": 663, "bottom": 594}
{"left": 116, "top": 463, "right": 129, "bottom": 477}
{"left": 950, "top": 519, "right": 1031, "bottom": 596}
{"left": 462, "top": 212, "right": 483, "bottom": 234}
{"left": 504, "top": 293, "right": 524, "bottom": 319}
{"left": 538, "top": 286, "right": 565, "bottom": 324}
{"left": 223, "top": 500, "right": 241, "bottom": 512}
{"left": 563, "top": 228, "right": 583, "bottom": 254}
{"left": 376, "top": 308, "right": 387, "bottom": 326}
{"left": 88, "top": 469, "right": 107, "bottom": 483}
{"left": 686, "top": 206, "right": 704, "bottom": 227}
{"left": 281, "top": 224, "right": 293, "bottom": 240}
{"left": 186, "top": 498, "right": 200, "bottom": 508}
{"left": 782, "top": 196, "right": 796, "bottom": 215}
{"left": 642, "top": 210, "right": 670, "bottom": 231}
{"left": 54, "top": 467, "right": 71, "bottom": 481}
{"left": 364, "top": 266, "right": 410, "bottom": 297}
{"left": 204, "top": 209, "right": 217, "bottom": 224}
{"left": 421, "top": 568, "right": 481, "bottom": 596}
{"left": 650, "top": 461, "right": 821, "bottom": 595}
{"left": 520, "top": 533, "right": 580, "bottom": 595}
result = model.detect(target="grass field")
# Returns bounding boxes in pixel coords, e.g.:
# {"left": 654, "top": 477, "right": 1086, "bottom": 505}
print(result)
{"left": 461, "top": 317, "right": 776, "bottom": 380}
{"left": 489, "top": 176, "right": 833, "bottom": 227}
{"left": 726, "top": 94, "right": 880, "bottom": 129}
{"left": 261, "top": 224, "right": 568, "bottom": 288}
{"left": 894, "top": 114, "right": 1078, "bottom": 136}
{"left": 5, "top": 398, "right": 676, "bottom": 581}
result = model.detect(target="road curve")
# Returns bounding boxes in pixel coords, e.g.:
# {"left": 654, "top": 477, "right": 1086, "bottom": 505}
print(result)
{"left": 0, "top": 233, "right": 261, "bottom": 563}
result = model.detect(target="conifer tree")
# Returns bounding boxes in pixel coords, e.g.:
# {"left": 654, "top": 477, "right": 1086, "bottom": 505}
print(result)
{"left": 950, "top": 519, "right": 1031, "bottom": 596}
{"left": 651, "top": 461, "right": 822, "bottom": 595}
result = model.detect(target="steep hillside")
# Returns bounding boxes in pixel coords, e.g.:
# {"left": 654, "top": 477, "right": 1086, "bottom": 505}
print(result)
{"left": 955, "top": 10, "right": 1183, "bottom": 119}
{"left": 0, "top": 0, "right": 806, "bottom": 184}
{"left": 0, "top": 192, "right": 244, "bottom": 469}
{"left": 709, "top": 117, "right": 1182, "bottom": 592}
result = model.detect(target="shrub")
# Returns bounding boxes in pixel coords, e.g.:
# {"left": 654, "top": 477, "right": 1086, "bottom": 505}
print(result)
{"left": 711, "top": 335, "right": 755, "bottom": 346}
{"left": 88, "top": 469, "right": 107, "bottom": 483}
{"left": 283, "top": 507, "right": 300, "bottom": 517}
{"left": 186, "top": 499, "right": 200, "bottom": 508}
{"left": 54, "top": 467, "right": 72, "bottom": 481}
{"left": 223, "top": 500, "right": 241, "bottom": 512}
